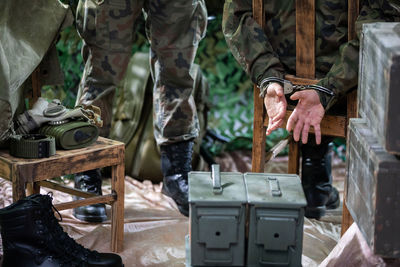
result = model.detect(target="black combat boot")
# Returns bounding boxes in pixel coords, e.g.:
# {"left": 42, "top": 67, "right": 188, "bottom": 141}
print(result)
{"left": 160, "top": 140, "right": 194, "bottom": 217}
{"left": 73, "top": 169, "right": 107, "bottom": 222}
{"left": 0, "top": 194, "right": 123, "bottom": 267}
{"left": 301, "top": 142, "right": 340, "bottom": 219}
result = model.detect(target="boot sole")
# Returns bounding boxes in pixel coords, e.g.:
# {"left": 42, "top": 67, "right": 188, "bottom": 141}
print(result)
{"left": 306, "top": 196, "right": 340, "bottom": 220}
{"left": 73, "top": 210, "right": 107, "bottom": 223}
{"left": 305, "top": 206, "right": 326, "bottom": 220}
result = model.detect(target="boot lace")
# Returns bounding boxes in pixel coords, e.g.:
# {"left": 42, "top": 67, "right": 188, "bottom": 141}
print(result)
{"left": 31, "top": 193, "right": 100, "bottom": 263}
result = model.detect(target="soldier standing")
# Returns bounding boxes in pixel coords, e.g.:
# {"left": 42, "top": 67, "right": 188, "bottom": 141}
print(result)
{"left": 222, "top": 0, "right": 399, "bottom": 219}
{"left": 73, "top": 0, "right": 207, "bottom": 221}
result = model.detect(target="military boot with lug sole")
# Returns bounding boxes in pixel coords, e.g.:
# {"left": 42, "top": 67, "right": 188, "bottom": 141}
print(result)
{"left": 302, "top": 142, "right": 340, "bottom": 219}
{"left": 73, "top": 169, "right": 107, "bottom": 222}
{"left": 160, "top": 140, "right": 194, "bottom": 217}
{"left": 0, "top": 194, "right": 123, "bottom": 267}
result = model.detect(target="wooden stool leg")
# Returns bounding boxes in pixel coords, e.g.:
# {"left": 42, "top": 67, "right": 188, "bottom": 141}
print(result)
{"left": 288, "top": 138, "right": 300, "bottom": 174}
{"left": 11, "top": 166, "right": 26, "bottom": 202}
{"left": 26, "top": 182, "right": 41, "bottom": 196}
{"left": 111, "top": 162, "right": 125, "bottom": 252}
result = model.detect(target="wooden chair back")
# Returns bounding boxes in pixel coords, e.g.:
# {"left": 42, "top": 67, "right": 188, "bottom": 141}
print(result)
{"left": 251, "top": 0, "right": 359, "bottom": 234}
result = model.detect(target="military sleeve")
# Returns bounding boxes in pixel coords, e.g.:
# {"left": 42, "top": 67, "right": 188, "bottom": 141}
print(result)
{"left": 317, "top": 0, "right": 400, "bottom": 110}
{"left": 222, "top": 0, "right": 285, "bottom": 88}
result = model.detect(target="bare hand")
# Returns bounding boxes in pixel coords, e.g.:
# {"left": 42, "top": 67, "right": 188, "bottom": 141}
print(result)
{"left": 264, "top": 83, "right": 287, "bottom": 135}
{"left": 286, "top": 90, "right": 325, "bottom": 144}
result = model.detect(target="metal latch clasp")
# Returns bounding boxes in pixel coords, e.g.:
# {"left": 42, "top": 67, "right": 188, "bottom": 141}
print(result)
{"left": 212, "top": 164, "right": 223, "bottom": 195}
{"left": 267, "top": 177, "right": 282, "bottom": 197}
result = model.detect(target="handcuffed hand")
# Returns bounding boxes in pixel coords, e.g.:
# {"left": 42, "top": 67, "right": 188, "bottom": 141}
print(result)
{"left": 286, "top": 90, "right": 324, "bottom": 144}
{"left": 264, "top": 82, "right": 287, "bottom": 135}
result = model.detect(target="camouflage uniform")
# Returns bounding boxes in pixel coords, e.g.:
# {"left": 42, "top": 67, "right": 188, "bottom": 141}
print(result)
{"left": 75, "top": 0, "right": 207, "bottom": 145}
{"left": 222, "top": 0, "right": 400, "bottom": 110}
{"left": 223, "top": 0, "right": 400, "bottom": 219}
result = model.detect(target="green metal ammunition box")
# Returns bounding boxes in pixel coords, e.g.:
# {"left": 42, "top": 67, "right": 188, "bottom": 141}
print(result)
{"left": 245, "top": 173, "right": 307, "bottom": 267}
{"left": 189, "top": 165, "right": 247, "bottom": 266}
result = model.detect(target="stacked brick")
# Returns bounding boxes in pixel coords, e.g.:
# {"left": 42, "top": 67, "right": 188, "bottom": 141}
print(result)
{"left": 346, "top": 22, "right": 400, "bottom": 258}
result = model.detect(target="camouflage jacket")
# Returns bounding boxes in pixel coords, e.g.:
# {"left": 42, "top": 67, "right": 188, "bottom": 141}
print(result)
{"left": 223, "top": 0, "right": 400, "bottom": 110}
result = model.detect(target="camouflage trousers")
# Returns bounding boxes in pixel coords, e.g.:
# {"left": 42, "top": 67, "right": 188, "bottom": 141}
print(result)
{"left": 75, "top": 0, "right": 207, "bottom": 145}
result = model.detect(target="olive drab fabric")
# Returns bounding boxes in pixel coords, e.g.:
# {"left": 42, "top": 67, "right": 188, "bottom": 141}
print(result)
{"left": 0, "top": 0, "right": 70, "bottom": 147}
{"left": 75, "top": 0, "right": 208, "bottom": 145}
{"left": 222, "top": 0, "right": 400, "bottom": 110}
{"left": 110, "top": 52, "right": 208, "bottom": 182}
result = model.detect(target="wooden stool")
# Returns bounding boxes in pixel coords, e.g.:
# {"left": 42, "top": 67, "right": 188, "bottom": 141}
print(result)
{"left": 0, "top": 137, "right": 125, "bottom": 252}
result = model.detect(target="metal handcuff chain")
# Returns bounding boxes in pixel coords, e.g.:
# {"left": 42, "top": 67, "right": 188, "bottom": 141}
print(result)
{"left": 259, "top": 77, "right": 334, "bottom": 98}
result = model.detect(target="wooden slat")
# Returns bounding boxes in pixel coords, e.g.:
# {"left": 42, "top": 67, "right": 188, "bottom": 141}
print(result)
{"left": 253, "top": 0, "right": 265, "bottom": 29}
{"left": 54, "top": 194, "right": 115, "bottom": 211}
{"left": 11, "top": 164, "right": 25, "bottom": 202}
{"left": 251, "top": 0, "right": 266, "bottom": 173}
{"left": 296, "top": 0, "right": 315, "bottom": 78}
{"left": 285, "top": 74, "right": 319, "bottom": 86}
{"left": 38, "top": 180, "right": 98, "bottom": 198}
{"left": 30, "top": 67, "right": 41, "bottom": 108}
{"left": 111, "top": 151, "right": 125, "bottom": 253}
{"left": 0, "top": 158, "right": 11, "bottom": 180}
{"left": 252, "top": 85, "right": 266, "bottom": 173}
{"left": 265, "top": 111, "right": 347, "bottom": 138}
{"left": 0, "top": 138, "right": 124, "bottom": 183}
{"left": 288, "top": 139, "right": 300, "bottom": 174}
{"left": 341, "top": 0, "right": 359, "bottom": 236}
{"left": 348, "top": 0, "right": 360, "bottom": 41}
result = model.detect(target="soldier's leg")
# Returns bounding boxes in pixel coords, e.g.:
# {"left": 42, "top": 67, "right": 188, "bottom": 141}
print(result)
{"left": 301, "top": 136, "right": 340, "bottom": 219}
{"left": 76, "top": 0, "right": 143, "bottom": 136}
{"left": 147, "top": 0, "right": 207, "bottom": 216}
{"left": 73, "top": 0, "right": 143, "bottom": 222}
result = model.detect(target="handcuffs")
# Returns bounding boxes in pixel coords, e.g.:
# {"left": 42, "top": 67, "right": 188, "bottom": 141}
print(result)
{"left": 259, "top": 77, "right": 334, "bottom": 98}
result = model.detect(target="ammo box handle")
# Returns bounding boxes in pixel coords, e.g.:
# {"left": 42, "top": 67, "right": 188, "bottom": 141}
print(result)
{"left": 268, "top": 177, "right": 282, "bottom": 197}
{"left": 212, "top": 164, "right": 223, "bottom": 194}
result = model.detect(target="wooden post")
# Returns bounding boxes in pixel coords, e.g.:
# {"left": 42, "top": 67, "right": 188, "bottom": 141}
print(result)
{"left": 29, "top": 67, "right": 42, "bottom": 108}
{"left": 296, "top": 0, "right": 316, "bottom": 79}
{"left": 288, "top": 139, "right": 300, "bottom": 174}
{"left": 251, "top": 0, "right": 266, "bottom": 173}
{"left": 341, "top": 0, "right": 359, "bottom": 236}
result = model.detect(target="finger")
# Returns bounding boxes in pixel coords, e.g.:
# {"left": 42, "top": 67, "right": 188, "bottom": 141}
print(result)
{"left": 290, "top": 91, "right": 304, "bottom": 101}
{"left": 313, "top": 123, "right": 322, "bottom": 145}
{"left": 266, "top": 119, "right": 283, "bottom": 135}
{"left": 270, "top": 111, "right": 286, "bottom": 123}
{"left": 301, "top": 120, "right": 310, "bottom": 144}
{"left": 266, "top": 118, "right": 274, "bottom": 135}
{"left": 270, "top": 118, "right": 283, "bottom": 130}
{"left": 293, "top": 118, "right": 303, "bottom": 142}
{"left": 286, "top": 112, "right": 298, "bottom": 132}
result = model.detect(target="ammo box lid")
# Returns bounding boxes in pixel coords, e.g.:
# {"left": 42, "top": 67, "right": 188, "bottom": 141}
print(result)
{"left": 189, "top": 167, "right": 247, "bottom": 204}
{"left": 244, "top": 173, "right": 307, "bottom": 208}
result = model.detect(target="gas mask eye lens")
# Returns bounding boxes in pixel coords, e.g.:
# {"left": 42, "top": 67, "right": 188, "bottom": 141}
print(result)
{"left": 43, "top": 105, "right": 66, "bottom": 117}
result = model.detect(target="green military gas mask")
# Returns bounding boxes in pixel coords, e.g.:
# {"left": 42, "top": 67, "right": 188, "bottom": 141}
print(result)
{"left": 14, "top": 97, "right": 102, "bottom": 134}
{"left": 14, "top": 98, "right": 102, "bottom": 150}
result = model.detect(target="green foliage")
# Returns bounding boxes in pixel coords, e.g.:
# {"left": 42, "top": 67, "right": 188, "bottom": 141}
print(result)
{"left": 197, "top": 15, "right": 289, "bottom": 155}
{"left": 42, "top": 25, "right": 83, "bottom": 108}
